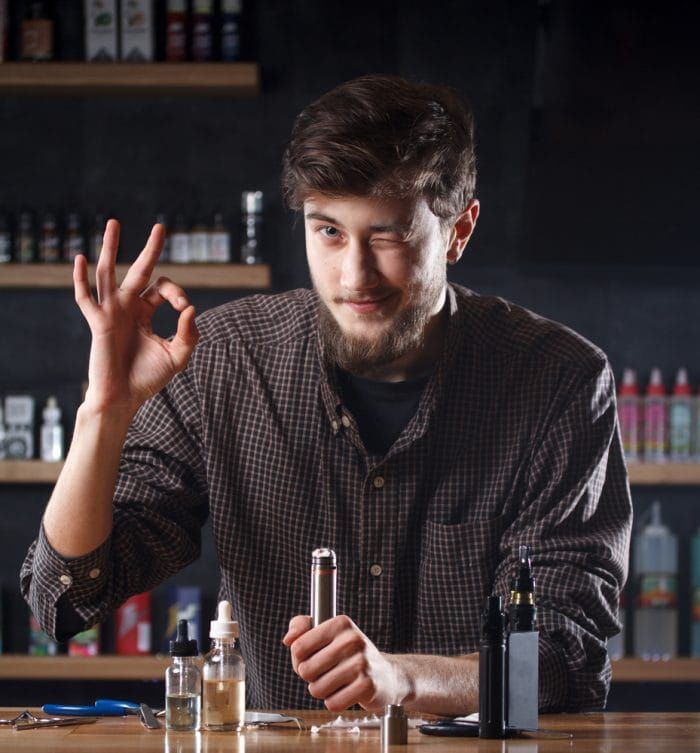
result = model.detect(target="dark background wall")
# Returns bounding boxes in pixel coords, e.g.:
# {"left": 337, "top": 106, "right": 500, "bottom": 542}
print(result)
{"left": 1, "top": 0, "right": 699, "bottom": 709}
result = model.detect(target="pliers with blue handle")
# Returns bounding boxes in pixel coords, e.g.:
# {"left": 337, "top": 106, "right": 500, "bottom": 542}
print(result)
{"left": 42, "top": 699, "right": 162, "bottom": 728}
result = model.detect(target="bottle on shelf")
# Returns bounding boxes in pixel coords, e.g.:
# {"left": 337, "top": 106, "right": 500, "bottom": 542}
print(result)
{"left": 0, "top": 211, "right": 11, "bottom": 263}
{"left": 189, "top": 215, "right": 210, "bottom": 262}
{"left": 16, "top": 211, "right": 36, "bottom": 264}
{"left": 643, "top": 368, "right": 667, "bottom": 463}
{"left": 220, "top": 0, "right": 242, "bottom": 61}
{"left": 0, "top": 403, "right": 6, "bottom": 460}
{"left": 155, "top": 213, "right": 170, "bottom": 262}
{"left": 170, "top": 214, "right": 191, "bottom": 263}
{"left": 165, "top": 0, "right": 188, "bottom": 62}
{"left": 692, "top": 529, "right": 700, "bottom": 658}
{"left": 633, "top": 501, "right": 678, "bottom": 660}
{"left": 669, "top": 367, "right": 692, "bottom": 462}
{"left": 90, "top": 213, "right": 107, "bottom": 263}
{"left": 191, "top": 0, "right": 214, "bottom": 61}
{"left": 63, "top": 212, "right": 85, "bottom": 262}
{"left": 21, "top": 0, "right": 53, "bottom": 62}
{"left": 203, "top": 600, "right": 245, "bottom": 731}
{"left": 38, "top": 212, "right": 60, "bottom": 263}
{"left": 209, "top": 212, "right": 231, "bottom": 263}
{"left": 40, "top": 396, "right": 64, "bottom": 462}
{"left": 240, "top": 190, "right": 263, "bottom": 264}
{"left": 165, "top": 619, "right": 201, "bottom": 731}
{"left": 618, "top": 368, "right": 641, "bottom": 463}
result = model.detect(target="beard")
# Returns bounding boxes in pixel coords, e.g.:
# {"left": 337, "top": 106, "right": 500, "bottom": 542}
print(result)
{"left": 317, "top": 281, "right": 444, "bottom": 374}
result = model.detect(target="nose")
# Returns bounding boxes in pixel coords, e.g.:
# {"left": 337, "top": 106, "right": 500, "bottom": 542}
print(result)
{"left": 339, "top": 237, "right": 379, "bottom": 292}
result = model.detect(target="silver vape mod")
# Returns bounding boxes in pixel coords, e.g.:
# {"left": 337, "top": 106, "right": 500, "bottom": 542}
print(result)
{"left": 310, "top": 548, "right": 337, "bottom": 627}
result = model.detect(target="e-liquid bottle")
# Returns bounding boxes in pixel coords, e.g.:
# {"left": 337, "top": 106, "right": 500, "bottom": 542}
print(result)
{"left": 40, "top": 396, "right": 64, "bottom": 462}
{"left": 0, "top": 211, "right": 11, "bottom": 263}
{"left": 166, "top": 619, "right": 201, "bottom": 731}
{"left": 220, "top": 0, "right": 242, "bottom": 61}
{"left": 39, "top": 211, "right": 60, "bottom": 262}
{"left": 63, "top": 212, "right": 85, "bottom": 262}
{"left": 618, "top": 368, "right": 641, "bottom": 462}
{"left": 90, "top": 213, "right": 106, "bottom": 263}
{"left": 16, "top": 211, "right": 36, "bottom": 263}
{"left": 669, "top": 367, "right": 692, "bottom": 462}
{"left": 203, "top": 600, "right": 245, "bottom": 731}
{"left": 644, "top": 368, "right": 667, "bottom": 463}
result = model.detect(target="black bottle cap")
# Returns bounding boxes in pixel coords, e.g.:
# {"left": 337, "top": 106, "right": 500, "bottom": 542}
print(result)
{"left": 170, "top": 619, "right": 198, "bottom": 657}
{"left": 511, "top": 544, "right": 535, "bottom": 594}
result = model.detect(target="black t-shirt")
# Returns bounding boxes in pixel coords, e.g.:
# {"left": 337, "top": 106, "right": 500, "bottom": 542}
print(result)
{"left": 336, "top": 367, "right": 431, "bottom": 455}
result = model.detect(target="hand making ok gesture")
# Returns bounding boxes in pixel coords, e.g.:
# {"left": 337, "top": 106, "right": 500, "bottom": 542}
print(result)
{"left": 74, "top": 219, "right": 199, "bottom": 418}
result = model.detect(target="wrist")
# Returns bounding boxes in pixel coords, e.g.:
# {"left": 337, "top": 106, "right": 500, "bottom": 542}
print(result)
{"left": 76, "top": 399, "right": 138, "bottom": 436}
{"left": 384, "top": 653, "right": 415, "bottom": 707}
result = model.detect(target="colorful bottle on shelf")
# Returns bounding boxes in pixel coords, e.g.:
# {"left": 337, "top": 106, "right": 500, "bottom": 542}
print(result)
{"left": 165, "top": 0, "right": 188, "bottom": 62}
{"left": 17, "top": 211, "right": 36, "bottom": 263}
{"left": 0, "top": 211, "right": 11, "bottom": 263}
{"left": 692, "top": 529, "right": 700, "bottom": 658}
{"left": 63, "top": 212, "right": 85, "bottom": 262}
{"left": 643, "top": 368, "right": 667, "bottom": 463}
{"left": 203, "top": 600, "right": 245, "bottom": 731}
{"left": 633, "top": 501, "right": 678, "bottom": 660}
{"left": 166, "top": 619, "right": 201, "bottom": 731}
{"left": 191, "top": 0, "right": 214, "bottom": 61}
{"left": 669, "top": 367, "right": 692, "bottom": 462}
{"left": 618, "top": 368, "right": 641, "bottom": 463}
{"left": 38, "top": 212, "right": 60, "bottom": 263}
{"left": 220, "top": 0, "right": 242, "bottom": 61}
{"left": 240, "top": 190, "right": 263, "bottom": 264}
{"left": 40, "top": 396, "right": 64, "bottom": 462}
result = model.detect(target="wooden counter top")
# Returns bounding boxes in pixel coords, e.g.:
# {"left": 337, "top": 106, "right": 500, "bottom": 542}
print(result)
{"left": 1, "top": 710, "right": 699, "bottom": 752}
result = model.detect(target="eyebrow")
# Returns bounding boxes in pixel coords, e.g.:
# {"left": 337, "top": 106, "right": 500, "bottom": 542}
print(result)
{"left": 304, "top": 211, "right": 411, "bottom": 235}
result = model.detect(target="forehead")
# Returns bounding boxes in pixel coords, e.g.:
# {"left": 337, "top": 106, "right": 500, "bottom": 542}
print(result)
{"left": 303, "top": 193, "right": 433, "bottom": 229}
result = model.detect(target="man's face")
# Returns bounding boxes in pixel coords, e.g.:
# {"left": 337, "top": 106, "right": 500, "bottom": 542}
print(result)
{"left": 304, "top": 194, "right": 451, "bottom": 374}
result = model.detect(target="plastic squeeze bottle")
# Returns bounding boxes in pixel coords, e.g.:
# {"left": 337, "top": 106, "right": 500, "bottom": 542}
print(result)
{"left": 633, "top": 501, "right": 678, "bottom": 660}
{"left": 203, "top": 600, "right": 245, "bottom": 731}
{"left": 691, "top": 529, "right": 700, "bottom": 658}
{"left": 40, "top": 396, "right": 64, "bottom": 462}
{"left": 644, "top": 368, "right": 667, "bottom": 463}
{"left": 166, "top": 619, "right": 201, "bottom": 730}
{"left": 669, "top": 367, "right": 692, "bottom": 462}
{"left": 618, "top": 368, "right": 641, "bottom": 462}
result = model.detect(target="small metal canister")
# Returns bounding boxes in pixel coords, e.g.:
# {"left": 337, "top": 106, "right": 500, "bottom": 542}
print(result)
{"left": 310, "top": 548, "right": 337, "bottom": 627}
{"left": 381, "top": 704, "right": 408, "bottom": 746}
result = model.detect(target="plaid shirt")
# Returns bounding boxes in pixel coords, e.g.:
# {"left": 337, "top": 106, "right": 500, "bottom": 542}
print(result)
{"left": 21, "top": 284, "right": 632, "bottom": 711}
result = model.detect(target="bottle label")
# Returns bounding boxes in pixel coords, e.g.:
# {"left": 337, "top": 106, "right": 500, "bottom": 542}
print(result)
{"left": 618, "top": 402, "right": 640, "bottom": 459}
{"left": 644, "top": 402, "right": 667, "bottom": 459}
{"left": 669, "top": 402, "right": 692, "bottom": 456}
{"left": 638, "top": 574, "right": 677, "bottom": 608}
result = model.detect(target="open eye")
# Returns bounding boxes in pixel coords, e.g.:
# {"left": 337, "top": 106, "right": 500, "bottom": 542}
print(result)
{"left": 319, "top": 226, "right": 341, "bottom": 239}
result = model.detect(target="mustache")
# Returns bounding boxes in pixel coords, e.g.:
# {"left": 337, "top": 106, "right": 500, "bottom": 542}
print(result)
{"left": 332, "top": 291, "right": 395, "bottom": 304}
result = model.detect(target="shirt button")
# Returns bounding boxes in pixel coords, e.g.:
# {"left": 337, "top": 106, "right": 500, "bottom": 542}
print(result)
{"left": 88, "top": 568, "right": 101, "bottom": 580}
{"left": 331, "top": 420, "right": 339, "bottom": 433}
{"left": 373, "top": 475, "right": 385, "bottom": 489}
{"left": 341, "top": 415, "right": 351, "bottom": 428}
{"left": 369, "top": 563, "right": 384, "bottom": 577}
{"left": 59, "top": 574, "right": 72, "bottom": 587}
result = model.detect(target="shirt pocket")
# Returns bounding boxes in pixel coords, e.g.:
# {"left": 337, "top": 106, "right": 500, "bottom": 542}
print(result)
{"left": 414, "top": 515, "right": 505, "bottom": 654}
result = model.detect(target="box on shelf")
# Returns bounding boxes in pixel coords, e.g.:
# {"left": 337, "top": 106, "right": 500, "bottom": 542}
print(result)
{"left": 120, "top": 0, "right": 154, "bottom": 61}
{"left": 68, "top": 625, "right": 100, "bottom": 656}
{"left": 116, "top": 592, "right": 152, "bottom": 655}
{"left": 29, "top": 614, "right": 58, "bottom": 655}
{"left": 84, "top": 0, "right": 118, "bottom": 61}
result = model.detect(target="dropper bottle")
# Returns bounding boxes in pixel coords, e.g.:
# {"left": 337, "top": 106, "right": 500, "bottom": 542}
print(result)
{"left": 203, "top": 600, "right": 246, "bottom": 731}
{"left": 165, "top": 619, "right": 201, "bottom": 730}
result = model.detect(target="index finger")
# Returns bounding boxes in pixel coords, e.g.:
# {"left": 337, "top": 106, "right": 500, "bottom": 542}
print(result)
{"left": 282, "top": 615, "right": 312, "bottom": 646}
{"left": 120, "top": 224, "right": 165, "bottom": 293}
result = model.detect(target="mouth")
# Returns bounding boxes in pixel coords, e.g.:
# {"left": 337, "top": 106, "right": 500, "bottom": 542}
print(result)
{"left": 340, "top": 293, "right": 394, "bottom": 315}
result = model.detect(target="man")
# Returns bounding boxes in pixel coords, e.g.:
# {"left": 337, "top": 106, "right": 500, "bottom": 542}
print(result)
{"left": 21, "top": 75, "right": 632, "bottom": 714}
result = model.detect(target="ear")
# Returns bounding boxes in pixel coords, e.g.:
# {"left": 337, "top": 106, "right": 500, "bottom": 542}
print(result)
{"left": 446, "top": 199, "right": 480, "bottom": 265}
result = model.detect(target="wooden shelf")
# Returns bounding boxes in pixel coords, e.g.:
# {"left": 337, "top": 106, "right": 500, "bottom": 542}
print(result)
{"left": 0, "top": 62, "right": 260, "bottom": 95}
{"left": 612, "top": 658, "right": 700, "bottom": 682}
{"left": 0, "top": 655, "right": 697, "bottom": 683}
{"left": 0, "top": 263, "right": 270, "bottom": 289}
{"left": 0, "top": 460, "right": 64, "bottom": 483}
{"left": 0, "top": 654, "right": 169, "bottom": 681}
{"left": 627, "top": 463, "right": 700, "bottom": 486}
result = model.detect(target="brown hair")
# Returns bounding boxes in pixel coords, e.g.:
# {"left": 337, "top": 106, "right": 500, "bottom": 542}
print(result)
{"left": 282, "top": 74, "right": 477, "bottom": 222}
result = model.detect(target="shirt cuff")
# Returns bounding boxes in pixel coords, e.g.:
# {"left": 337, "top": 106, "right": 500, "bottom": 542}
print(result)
{"left": 538, "top": 634, "right": 568, "bottom": 710}
{"left": 32, "top": 522, "right": 111, "bottom": 608}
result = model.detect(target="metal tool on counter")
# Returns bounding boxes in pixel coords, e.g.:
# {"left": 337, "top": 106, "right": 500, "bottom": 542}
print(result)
{"left": 311, "top": 547, "right": 337, "bottom": 627}
{"left": 0, "top": 709, "right": 98, "bottom": 731}
{"left": 381, "top": 705, "right": 408, "bottom": 746}
{"left": 244, "top": 711, "right": 306, "bottom": 730}
{"left": 42, "top": 699, "right": 162, "bottom": 729}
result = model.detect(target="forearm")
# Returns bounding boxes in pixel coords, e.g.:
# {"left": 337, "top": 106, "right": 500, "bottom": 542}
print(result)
{"left": 42, "top": 402, "right": 136, "bottom": 558}
{"left": 388, "top": 652, "right": 479, "bottom": 716}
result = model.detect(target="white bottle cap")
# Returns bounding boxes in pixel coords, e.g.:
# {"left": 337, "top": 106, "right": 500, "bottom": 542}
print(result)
{"left": 210, "top": 600, "right": 239, "bottom": 639}
{"left": 675, "top": 367, "right": 689, "bottom": 386}
{"left": 622, "top": 368, "right": 636, "bottom": 386}
{"left": 649, "top": 367, "right": 663, "bottom": 386}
